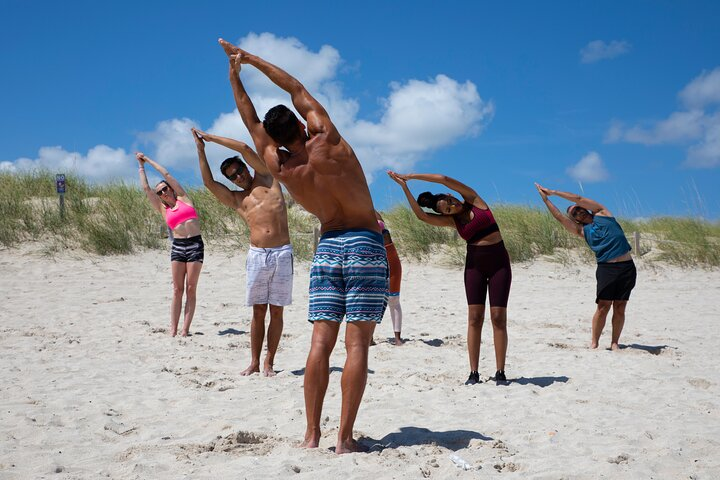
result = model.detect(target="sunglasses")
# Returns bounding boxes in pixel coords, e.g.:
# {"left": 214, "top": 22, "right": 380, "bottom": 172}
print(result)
{"left": 225, "top": 167, "right": 245, "bottom": 181}
{"left": 156, "top": 185, "right": 170, "bottom": 196}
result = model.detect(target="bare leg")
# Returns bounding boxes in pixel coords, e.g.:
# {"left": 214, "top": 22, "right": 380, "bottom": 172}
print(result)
{"left": 610, "top": 300, "right": 628, "bottom": 351}
{"left": 490, "top": 306, "right": 508, "bottom": 371}
{"left": 263, "top": 305, "right": 284, "bottom": 376}
{"left": 336, "top": 321, "right": 376, "bottom": 454}
{"left": 301, "top": 321, "right": 340, "bottom": 448}
{"left": 180, "top": 261, "right": 202, "bottom": 336}
{"left": 591, "top": 301, "right": 612, "bottom": 348}
{"left": 169, "top": 262, "right": 187, "bottom": 337}
{"left": 388, "top": 296, "right": 403, "bottom": 345}
{"left": 242, "top": 304, "right": 268, "bottom": 376}
{"left": 467, "top": 305, "right": 485, "bottom": 372}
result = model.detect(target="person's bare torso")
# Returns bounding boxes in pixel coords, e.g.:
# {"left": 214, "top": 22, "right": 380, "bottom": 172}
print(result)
{"left": 268, "top": 134, "right": 378, "bottom": 234}
{"left": 236, "top": 176, "right": 291, "bottom": 248}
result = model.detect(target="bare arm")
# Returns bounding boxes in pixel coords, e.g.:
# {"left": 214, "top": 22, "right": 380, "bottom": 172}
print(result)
{"left": 218, "top": 40, "right": 277, "bottom": 162}
{"left": 535, "top": 183, "right": 583, "bottom": 237}
{"left": 192, "top": 130, "right": 241, "bottom": 209}
{"left": 136, "top": 152, "right": 189, "bottom": 199}
{"left": 404, "top": 173, "right": 487, "bottom": 208}
{"left": 192, "top": 128, "right": 270, "bottom": 176}
{"left": 388, "top": 172, "right": 454, "bottom": 227}
{"left": 136, "top": 154, "right": 163, "bottom": 213}
{"left": 220, "top": 39, "right": 340, "bottom": 144}
{"left": 545, "top": 187, "right": 610, "bottom": 216}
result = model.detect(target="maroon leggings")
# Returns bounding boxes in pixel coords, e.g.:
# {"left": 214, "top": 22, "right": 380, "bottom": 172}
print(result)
{"left": 464, "top": 241, "right": 512, "bottom": 307}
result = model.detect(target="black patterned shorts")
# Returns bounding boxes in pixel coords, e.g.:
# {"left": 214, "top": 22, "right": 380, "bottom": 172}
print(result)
{"left": 170, "top": 235, "right": 204, "bottom": 263}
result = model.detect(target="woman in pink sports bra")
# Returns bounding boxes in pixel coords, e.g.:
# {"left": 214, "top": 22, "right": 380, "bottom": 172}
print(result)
{"left": 388, "top": 171, "right": 511, "bottom": 386}
{"left": 137, "top": 152, "right": 203, "bottom": 337}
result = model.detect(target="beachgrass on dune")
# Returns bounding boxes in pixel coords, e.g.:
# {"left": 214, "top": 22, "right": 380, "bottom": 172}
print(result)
{"left": 1, "top": 170, "right": 718, "bottom": 267}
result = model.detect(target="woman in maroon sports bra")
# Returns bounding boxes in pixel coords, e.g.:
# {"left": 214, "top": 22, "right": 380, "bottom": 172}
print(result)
{"left": 388, "top": 171, "right": 511, "bottom": 385}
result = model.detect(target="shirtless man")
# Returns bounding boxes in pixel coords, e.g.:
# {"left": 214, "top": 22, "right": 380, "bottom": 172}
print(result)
{"left": 192, "top": 127, "right": 292, "bottom": 377}
{"left": 218, "top": 38, "right": 388, "bottom": 454}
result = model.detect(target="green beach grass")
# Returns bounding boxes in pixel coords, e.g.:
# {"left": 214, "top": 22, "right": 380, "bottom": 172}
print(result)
{"left": 1, "top": 171, "right": 718, "bottom": 267}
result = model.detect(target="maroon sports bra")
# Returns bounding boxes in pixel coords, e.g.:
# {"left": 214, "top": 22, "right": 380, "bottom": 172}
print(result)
{"left": 453, "top": 204, "right": 500, "bottom": 243}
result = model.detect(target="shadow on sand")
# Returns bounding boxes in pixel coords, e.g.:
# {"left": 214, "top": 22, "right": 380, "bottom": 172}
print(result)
{"left": 360, "top": 427, "right": 493, "bottom": 452}
{"left": 620, "top": 344, "right": 674, "bottom": 355}
{"left": 420, "top": 338, "right": 445, "bottom": 347}
{"left": 218, "top": 328, "right": 246, "bottom": 336}
{"left": 509, "top": 376, "right": 569, "bottom": 387}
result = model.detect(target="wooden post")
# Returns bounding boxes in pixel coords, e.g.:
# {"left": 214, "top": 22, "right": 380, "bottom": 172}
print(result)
{"left": 313, "top": 225, "right": 321, "bottom": 253}
{"left": 633, "top": 231, "right": 641, "bottom": 255}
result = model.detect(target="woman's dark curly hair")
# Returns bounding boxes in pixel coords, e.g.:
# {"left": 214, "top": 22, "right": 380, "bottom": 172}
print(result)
{"left": 417, "top": 191, "right": 447, "bottom": 213}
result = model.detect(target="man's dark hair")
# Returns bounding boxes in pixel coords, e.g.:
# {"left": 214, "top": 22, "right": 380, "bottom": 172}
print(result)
{"left": 263, "top": 105, "right": 303, "bottom": 145}
{"left": 220, "top": 156, "right": 246, "bottom": 177}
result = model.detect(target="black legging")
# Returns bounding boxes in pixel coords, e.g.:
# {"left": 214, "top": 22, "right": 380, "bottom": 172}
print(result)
{"left": 464, "top": 241, "right": 512, "bottom": 307}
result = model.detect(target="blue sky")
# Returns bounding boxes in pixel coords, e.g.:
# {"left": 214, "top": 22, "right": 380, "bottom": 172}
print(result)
{"left": 2, "top": 1, "right": 720, "bottom": 218}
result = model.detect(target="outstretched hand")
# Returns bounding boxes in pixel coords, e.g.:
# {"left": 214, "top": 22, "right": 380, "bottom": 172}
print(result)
{"left": 387, "top": 171, "right": 408, "bottom": 187}
{"left": 135, "top": 152, "right": 147, "bottom": 165}
{"left": 534, "top": 182, "right": 551, "bottom": 200}
{"left": 218, "top": 38, "right": 249, "bottom": 67}
{"left": 191, "top": 128, "right": 205, "bottom": 149}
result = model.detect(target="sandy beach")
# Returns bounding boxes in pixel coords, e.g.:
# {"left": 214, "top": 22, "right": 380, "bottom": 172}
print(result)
{"left": 1, "top": 245, "right": 719, "bottom": 479}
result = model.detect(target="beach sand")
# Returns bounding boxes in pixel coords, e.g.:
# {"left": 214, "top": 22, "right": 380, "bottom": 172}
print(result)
{"left": 1, "top": 245, "right": 719, "bottom": 479}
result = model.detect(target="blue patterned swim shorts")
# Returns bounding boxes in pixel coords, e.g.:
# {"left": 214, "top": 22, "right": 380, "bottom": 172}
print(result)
{"left": 308, "top": 229, "right": 388, "bottom": 323}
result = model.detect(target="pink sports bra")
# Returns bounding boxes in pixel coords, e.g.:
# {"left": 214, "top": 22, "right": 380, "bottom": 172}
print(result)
{"left": 453, "top": 204, "right": 500, "bottom": 243}
{"left": 165, "top": 199, "right": 199, "bottom": 230}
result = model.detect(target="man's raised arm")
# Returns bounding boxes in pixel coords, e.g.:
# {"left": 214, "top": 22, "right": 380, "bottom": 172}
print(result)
{"left": 219, "top": 38, "right": 339, "bottom": 143}
{"left": 193, "top": 128, "right": 270, "bottom": 177}
{"left": 218, "top": 39, "right": 274, "bottom": 155}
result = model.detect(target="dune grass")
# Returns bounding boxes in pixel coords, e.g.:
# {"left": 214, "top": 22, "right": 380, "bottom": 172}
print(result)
{"left": 1, "top": 171, "right": 718, "bottom": 267}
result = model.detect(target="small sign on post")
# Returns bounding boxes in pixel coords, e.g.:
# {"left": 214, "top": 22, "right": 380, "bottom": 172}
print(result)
{"left": 56, "top": 174, "right": 66, "bottom": 219}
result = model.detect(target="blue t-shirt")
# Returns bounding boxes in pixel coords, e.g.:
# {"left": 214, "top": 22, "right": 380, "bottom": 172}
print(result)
{"left": 582, "top": 215, "right": 631, "bottom": 263}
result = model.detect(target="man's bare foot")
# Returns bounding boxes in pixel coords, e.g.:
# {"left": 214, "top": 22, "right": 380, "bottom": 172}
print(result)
{"left": 611, "top": 342, "right": 620, "bottom": 351}
{"left": 263, "top": 363, "right": 276, "bottom": 377}
{"left": 218, "top": 38, "right": 239, "bottom": 57}
{"left": 336, "top": 438, "right": 367, "bottom": 454}
{"left": 590, "top": 341, "right": 599, "bottom": 349}
{"left": 169, "top": 329, "right": 177, "bottom": 337}
{"left": 392, "top": 336, "right": 404, "bottom": 346}
{"left": 180, "top": 330, "right": 189, "bottom": 337}
{"left": 240, "top": 362, "right": 260, "bottom": 376}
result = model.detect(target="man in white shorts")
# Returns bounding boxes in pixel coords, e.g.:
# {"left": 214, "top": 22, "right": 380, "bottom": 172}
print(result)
{"left": 192, "top": 128, "right": 293, "bottom": 377}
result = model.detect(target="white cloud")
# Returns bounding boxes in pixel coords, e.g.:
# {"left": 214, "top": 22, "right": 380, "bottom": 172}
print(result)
{"left": 580, "top": 40, "right": 631, "bottom": 64}
{"left": 605, "top": 67, "right": 720, "bottom": 168}
{"left": 567, "top": 151, "right": 609, "bottom": 183}
{"left": 136, "top": 118, "right": 200, "bottom": 168}
{"left": 679, "top": 67, "right": 720, "bottom": 108}
{"left": 685, "top": 114, "right": 720, "bottom": 168}
{"left": 611, "top": 110, "right": 705, "bottom": 145}
{"left": 4, "top": 33, "right": 493, "bottom": 184}
{"left": 235, "top": 33, "right": 341, "bottom": 95}
{"left": 0, "top": 145, "right": 134, "bottom": 181}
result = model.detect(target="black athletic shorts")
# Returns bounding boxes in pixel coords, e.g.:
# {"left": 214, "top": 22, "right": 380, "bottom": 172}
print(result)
{"left": 596, "top": 259, "right": 636, "bottom": 303}
{"left": 464, "top": 240, "right": 512, "bottom": 308}
{"left": 170, "top": 235, "right": 204, "bottom": 263}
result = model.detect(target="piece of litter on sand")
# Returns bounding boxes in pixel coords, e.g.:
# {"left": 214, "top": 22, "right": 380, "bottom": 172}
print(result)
{"left": 449, "top": 454, "right": 474, "bottom": 470}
